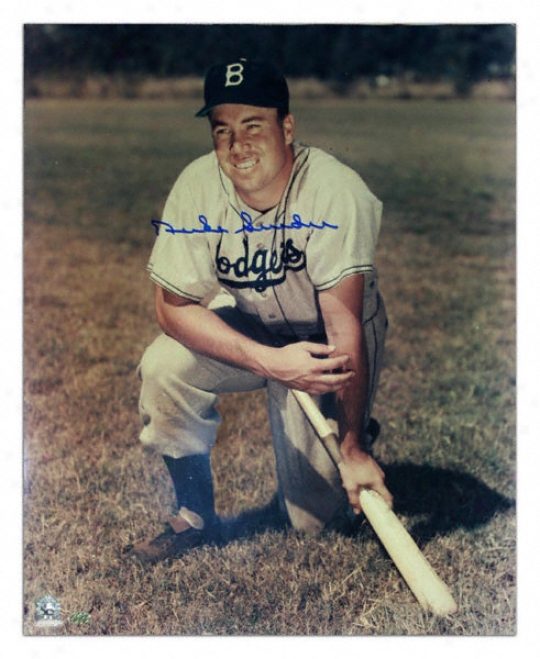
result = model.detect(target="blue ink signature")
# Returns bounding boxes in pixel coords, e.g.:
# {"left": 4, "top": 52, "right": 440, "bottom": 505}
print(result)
{"left": 234, "top": 211, "right": 338, "bottom": 234}
{"left": 151, "top": 215, "right": 228, "bottom": 235}
{"left": 151, "top": 212, "right": 338, "bottom": 236}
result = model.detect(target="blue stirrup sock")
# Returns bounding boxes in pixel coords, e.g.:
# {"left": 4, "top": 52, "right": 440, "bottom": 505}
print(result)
{"left": 163, "top": 454, "right": 217, "bottom": 527}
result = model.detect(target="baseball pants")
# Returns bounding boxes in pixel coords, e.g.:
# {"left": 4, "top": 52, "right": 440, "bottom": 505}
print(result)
{"left": 138, "top": 281, "right": 387, "bottom": 534}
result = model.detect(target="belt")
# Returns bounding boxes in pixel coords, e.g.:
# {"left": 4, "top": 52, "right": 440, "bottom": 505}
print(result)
{"left": 271, "top": 332, "right": 328, "bottom": 347}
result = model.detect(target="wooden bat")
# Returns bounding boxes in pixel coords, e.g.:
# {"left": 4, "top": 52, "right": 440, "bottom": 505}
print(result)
{"left": 291, "top": 389, "right": 458, "bottom": 616}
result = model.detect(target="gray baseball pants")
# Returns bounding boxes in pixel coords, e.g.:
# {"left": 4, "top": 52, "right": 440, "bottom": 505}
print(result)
{"left": 138, "top": 280, "right": 387, "bottom": 534}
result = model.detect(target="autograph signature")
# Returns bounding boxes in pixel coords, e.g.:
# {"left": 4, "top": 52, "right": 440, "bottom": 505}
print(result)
{"left": 151, "top": 212, "right": 338, "bottom": 236}
{"left": 235, "top": 212, "right": 338, "bottom": 234}
{"left": 151, "top": 215, "right": 227, "bottom": 235}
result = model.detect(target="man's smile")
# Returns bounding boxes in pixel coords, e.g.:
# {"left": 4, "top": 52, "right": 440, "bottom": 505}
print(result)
{"left": 234, "top": 158, "right": 258, "bottom": 171}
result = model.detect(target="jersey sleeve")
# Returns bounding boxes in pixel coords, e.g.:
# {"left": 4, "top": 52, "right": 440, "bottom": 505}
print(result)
{"left": 305, "top": 166, "right": 382, "bottom": 291}
{"left": 147, "top": 166, "right": 218, "bottom": 302}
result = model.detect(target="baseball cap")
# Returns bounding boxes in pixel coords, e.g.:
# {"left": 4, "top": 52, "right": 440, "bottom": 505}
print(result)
{"left": 195, "top": 58, "right": 289, "bottom": 117}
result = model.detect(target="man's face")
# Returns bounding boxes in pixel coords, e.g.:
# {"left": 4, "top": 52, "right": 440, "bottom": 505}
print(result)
{"left": 209, "top": 104, "right": 295, "bottom": 211}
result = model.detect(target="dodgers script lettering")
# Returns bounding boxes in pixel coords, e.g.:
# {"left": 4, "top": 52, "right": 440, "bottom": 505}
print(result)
{"left": 216, "top": 236, "right": 307, "bottom": 293}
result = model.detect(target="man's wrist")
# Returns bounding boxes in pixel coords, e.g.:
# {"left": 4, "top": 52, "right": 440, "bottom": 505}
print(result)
{"left": 247, "top": 343, "right": 278, "bottom": 379}
{"left": 339, "top": 432, "right": 370, "bottom": 459}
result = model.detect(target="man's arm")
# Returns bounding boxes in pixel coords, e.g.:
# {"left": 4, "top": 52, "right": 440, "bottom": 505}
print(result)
{"left": 318, "top": 274, "right": 393, "bottom": 513}
{"left": 154, "top": 285, "right": 354, "bottom": 395}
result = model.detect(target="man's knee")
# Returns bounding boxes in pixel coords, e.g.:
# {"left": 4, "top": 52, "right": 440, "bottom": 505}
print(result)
{"left": 285, "top": 499, "right": 352, "bottom": 536}
{"left": 138, "top": 333, "right": 198, "bottom": 387}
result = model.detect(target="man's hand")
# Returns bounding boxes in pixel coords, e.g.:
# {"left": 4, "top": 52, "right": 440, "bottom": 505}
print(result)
{"left": 264, "top": 342, "right": 355, "bottom": 394}
{"left": 338, "top": 447, "right": 393, "bottom": 514}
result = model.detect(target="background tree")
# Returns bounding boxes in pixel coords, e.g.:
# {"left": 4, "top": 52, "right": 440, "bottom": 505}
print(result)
{"left": 23, "top": 24, "right": 516, "bottom": 94}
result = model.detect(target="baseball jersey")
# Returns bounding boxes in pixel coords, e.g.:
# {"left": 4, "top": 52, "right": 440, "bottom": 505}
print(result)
{"left": 147, "top": 143, "right": 383, "bottom": 338}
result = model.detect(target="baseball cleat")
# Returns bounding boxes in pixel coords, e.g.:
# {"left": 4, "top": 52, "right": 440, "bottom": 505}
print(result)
{"left": 123, "top": 507, "right": 222, "bottom": 564}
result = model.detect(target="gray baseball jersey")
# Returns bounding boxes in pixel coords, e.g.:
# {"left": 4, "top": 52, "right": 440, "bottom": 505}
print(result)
{"left": 148, "top": 142, "right": 383, "bottom": 338}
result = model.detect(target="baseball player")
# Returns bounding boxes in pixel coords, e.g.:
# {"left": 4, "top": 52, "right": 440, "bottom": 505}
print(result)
{"left": 126, "top": 59, "right": 392, "bottom": 563}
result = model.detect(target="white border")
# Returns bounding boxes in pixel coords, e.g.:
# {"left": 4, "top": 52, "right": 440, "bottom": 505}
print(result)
{"left": 5, "top": 2, "right": 538, "bottom": 657}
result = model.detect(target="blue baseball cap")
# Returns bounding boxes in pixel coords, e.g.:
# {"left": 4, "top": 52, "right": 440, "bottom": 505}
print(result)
{"left": 196, "top": 58, "right": 289, "bottom": 117}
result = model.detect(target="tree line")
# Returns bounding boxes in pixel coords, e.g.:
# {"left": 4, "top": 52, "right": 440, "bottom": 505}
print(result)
{"left": 24, "top": 24, "right": 516, "bottom": 90}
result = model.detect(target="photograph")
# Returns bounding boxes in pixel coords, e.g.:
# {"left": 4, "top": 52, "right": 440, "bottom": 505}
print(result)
{"left": 22, "top": 22, "right": 516, "bottom": 637}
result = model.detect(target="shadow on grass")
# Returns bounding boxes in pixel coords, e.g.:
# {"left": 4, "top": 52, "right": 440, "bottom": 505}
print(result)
{"left": 382, "top": 462, "right": 515, "bottom": 546}
{"left": 219, "top": 464, "right": 514, "bottom": 547}
{"left": 220, "top": 495, "right": 291, "bottom": 544}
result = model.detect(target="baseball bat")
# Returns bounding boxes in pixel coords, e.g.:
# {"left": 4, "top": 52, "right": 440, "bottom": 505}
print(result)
{"left": 291, "top": 389, "right": 458, "bottom": 616}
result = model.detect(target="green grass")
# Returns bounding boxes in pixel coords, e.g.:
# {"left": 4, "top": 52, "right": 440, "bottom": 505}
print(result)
{"left": 23, "top": 97, "right": 515, "bottom": 636}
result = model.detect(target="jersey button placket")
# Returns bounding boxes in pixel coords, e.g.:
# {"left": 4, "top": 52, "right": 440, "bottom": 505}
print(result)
{"left": 248, "top": 224, "right": 282, "bottom": 325}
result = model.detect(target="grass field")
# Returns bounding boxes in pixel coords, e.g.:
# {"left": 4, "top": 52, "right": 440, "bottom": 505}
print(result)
{"left": 23, "top": 97, "right": 516, "bottom": 636}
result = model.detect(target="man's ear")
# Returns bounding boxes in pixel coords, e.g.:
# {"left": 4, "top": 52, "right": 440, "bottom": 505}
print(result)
{"left": 283, "top": 113, "right": 295, "bottom": 145}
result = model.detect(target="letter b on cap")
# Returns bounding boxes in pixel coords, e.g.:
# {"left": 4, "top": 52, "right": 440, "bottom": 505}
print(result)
{"left": 225, "top": 63, "right": 244, "bottom": 87}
